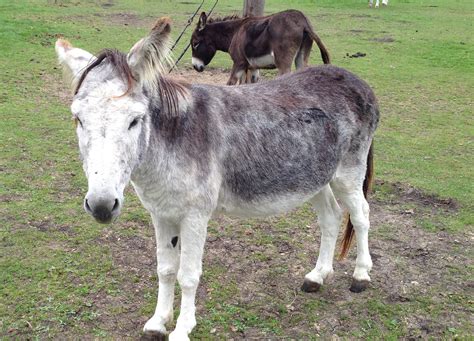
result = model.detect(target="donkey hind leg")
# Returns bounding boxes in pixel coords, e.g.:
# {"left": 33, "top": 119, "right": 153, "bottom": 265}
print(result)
{"left": 295, "top": 35, "right": 313, "bottom": 69}
{"left": 294, "top": 48, "right": 304, "bottom": 70}
{"left": 274, "top": 47, "right": 296, "bottom": 75}
{"left": 302, "top": 184, "right": 343, "bottom": 292}
{"left": 331, "top": 165, "right": 373, "bottom": 292}
{"left": 143, "top": 217, "right": 180, "bottom": 337}
{"left": 169, "top": 215, "right": 208, "bottom": 341}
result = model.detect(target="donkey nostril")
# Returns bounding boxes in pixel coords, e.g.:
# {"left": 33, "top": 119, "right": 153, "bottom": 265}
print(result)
{"left": 112, "top": 199, "right": 120, "bottom": 212}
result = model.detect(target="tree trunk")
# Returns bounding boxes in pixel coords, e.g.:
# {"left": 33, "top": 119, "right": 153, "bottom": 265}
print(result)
{"left": 242, "top": 0, "right": 265, "bottom": 83}
{"left": 243, "top": 0, "right": 265, "bottom": 17}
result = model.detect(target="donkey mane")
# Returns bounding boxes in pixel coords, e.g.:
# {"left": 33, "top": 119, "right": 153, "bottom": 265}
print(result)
{"left": 75, "top": 49, "right": 189, "bottom": 118}
{"left": 75, "top": 49, "right": 134, "bottom": 96}
{"left": 207, "top": 14, "right": 241, "bottom": 24}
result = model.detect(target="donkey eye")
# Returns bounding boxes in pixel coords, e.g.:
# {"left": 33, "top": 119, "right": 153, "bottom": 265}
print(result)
{"left": 193, "top": 43, "right": 200, "bottom": 49}
{"left": 128, "top": 118, "right": 140, "bottom": 130}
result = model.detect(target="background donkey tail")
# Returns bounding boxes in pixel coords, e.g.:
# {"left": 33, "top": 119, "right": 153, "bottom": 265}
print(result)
{"left": 305, "top": 27, "right": 331, "bottom": 64}
{"left": 338, "top": 142, "right": 374, "bottom": 260}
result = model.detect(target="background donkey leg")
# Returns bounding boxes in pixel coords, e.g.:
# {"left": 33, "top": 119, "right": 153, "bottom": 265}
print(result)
{"left": 274, "top": 47, "right": 297, "bottom": 75}
{"left": 295, "top": 35, "right": 312, "bottom": 69}
{"left": 302, "top": 185, "right": 343, "bottom": 292}
{"left": 227, "top": 64, "right": 245, "bottom": 85}
{"left": 143, "top": 216, "right": 180, "bottom": 337}
{"left": 169, "top": 215, "right": 208, "bottom": 341}
{"left": 250, "top": 69, "right": 260, "bottom": 83}
{"left": 332, "top": 167, "right": 373, "bottom": 293}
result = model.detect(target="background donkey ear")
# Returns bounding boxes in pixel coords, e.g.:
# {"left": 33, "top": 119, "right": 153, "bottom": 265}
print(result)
{"left": 55, "top": 39, "right": 95, "bottom": 91}
{"left": 127, "top": 17, "right": 173, "bottom": 84}
{"left": 198, "top": 12, "right": 207, "bottom": 31}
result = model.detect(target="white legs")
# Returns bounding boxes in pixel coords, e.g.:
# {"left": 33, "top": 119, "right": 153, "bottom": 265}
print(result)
{"left": 339, "top": 191, "right": 372, "bottom": 283}
{"left": 331, "top": 167, "right": 373, "bottom": 291}
{"left": 143, "top": 217, "right": 180, "bottom": 335}
{"left": 302, "top": 163, "right": 373, "bottom": 293}
{"left": 169, "top": 215, "right": 207, "bottom": 340}
{"left": 303, "top": 185, "right": 343, "bottom": 291}
{"left": 144, "top": 213, "right": 208, "bottom": 340}
{"left": 369, "top": 0, "right": 388, "bottom": 7}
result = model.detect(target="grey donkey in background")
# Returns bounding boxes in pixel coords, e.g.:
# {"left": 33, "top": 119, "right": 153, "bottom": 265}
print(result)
{"left": 55, "top": 16, "right": 379, "bottom": 341}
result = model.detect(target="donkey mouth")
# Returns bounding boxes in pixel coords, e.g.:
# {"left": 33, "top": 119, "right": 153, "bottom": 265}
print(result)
{"left": 92, "top": 213, "right": 116, "bottom": 224}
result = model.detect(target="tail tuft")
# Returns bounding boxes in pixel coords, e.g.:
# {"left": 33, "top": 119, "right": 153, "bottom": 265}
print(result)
{"left": 338, "top": 213, "right": 354, "bottom": 260}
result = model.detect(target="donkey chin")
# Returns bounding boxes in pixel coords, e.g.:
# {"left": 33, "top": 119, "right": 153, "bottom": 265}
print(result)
{"left": 83, "top": 188, "right": 123, "bottom": 224}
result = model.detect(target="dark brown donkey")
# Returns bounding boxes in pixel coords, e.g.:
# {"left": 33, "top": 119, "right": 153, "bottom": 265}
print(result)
{"left": 191, "top": 9, "right": 331, "bottom": 85}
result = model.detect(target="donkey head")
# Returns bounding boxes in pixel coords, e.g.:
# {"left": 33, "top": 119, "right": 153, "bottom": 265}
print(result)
{"left": 191, "top": 12, "right": 217, "bottom": 72}
{"left": 55, "top": 18, "right": 174, "bottom": 224}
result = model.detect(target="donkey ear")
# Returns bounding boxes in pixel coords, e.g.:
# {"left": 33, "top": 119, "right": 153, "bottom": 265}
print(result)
{"left": 198, "top": 12, "right": 207, "bottom": 31}
{"left": 55, "top": 39, "right": 95, "bottom": 90}
{"left": 127, "top": 17, "right": 172, "bottom": 83}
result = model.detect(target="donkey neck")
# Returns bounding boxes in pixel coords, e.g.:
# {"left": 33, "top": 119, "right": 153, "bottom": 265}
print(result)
{"left": 207, "top": 19, "right": 245, "bottom": 52}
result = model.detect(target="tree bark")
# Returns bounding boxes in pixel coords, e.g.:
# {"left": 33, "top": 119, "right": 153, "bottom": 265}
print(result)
{"left": 242, "top": 0, "right": 265, "bottom": 83}
{"left": 243, "top": 0, "right": 265, "bottom": 17}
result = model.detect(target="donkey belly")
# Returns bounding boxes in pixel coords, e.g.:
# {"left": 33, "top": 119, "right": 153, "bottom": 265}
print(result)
{"left": 247, "top": 51, "right": 275, "bottom": 69}
{"left": 216, "top": 190, "right": 317, "bottom": 218}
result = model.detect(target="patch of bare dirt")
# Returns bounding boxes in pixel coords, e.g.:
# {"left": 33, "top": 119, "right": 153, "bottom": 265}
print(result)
{"left": 82, "top": 224, "right": 156, "bottom": 338}
{"left": 61, "top": 12, "right": 155, "bottom": 29}
{"left": 92, "top": 12, "right": 152, "bottom": 27}
{"left": 172, "top": 66, "right": 231, "bottom": 85}
{"left": 378, "top": 180, "right": 458, "bottom": 211}
{"left": 43, "top": 72, "right": 73, "bottom": 105}
{"left": 371, "top": 36, "right": 395, "bottom": 43}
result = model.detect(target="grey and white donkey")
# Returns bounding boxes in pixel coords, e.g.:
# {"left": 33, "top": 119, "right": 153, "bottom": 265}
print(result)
{"left": 55, "top": 17, "right": 379, "bottom": 340}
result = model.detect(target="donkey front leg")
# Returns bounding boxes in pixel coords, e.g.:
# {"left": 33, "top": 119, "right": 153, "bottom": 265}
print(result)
{"left": 227, "top": 64, "right": 246, "bottom": 85}
{"left": 302, "top": 185, "right": 343, "bottom": 292}
{"left": 250, "top": 69, "right": 260, "bottom": 83}
{"left": 143, "top": 217, "right": 180, "bottom": 338}
{"left": 169, "top": 215, "right": 208, "bottom": 341}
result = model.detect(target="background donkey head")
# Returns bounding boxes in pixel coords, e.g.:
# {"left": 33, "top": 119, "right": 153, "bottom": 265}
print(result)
{"left": 55, "top": 18, "right": 175, "bottom": 224}
{"left": 191, "top": 12, "right": 218, "bottom": 71}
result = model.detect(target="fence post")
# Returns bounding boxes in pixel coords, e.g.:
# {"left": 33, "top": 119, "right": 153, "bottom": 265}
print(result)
{"left": 242, "top": 0, "right": 265, "bottom": 83}
{"left": 243, "top": 0, "right": 265, "bottom": 17}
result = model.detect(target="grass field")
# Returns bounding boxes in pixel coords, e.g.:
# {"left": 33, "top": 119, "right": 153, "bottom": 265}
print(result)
{"left": 1, "top": 0, "right": 472, "bottom": 339}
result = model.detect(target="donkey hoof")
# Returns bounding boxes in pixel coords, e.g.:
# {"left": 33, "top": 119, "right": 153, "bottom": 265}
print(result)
{"left": 301, "top": 279, "right": 321, "bottom": 293}
{"left": 141, "top": 331, "right": 167, "bottom": 341}
{"left": 350, "top": 279, "right": 370, "bottom": 293}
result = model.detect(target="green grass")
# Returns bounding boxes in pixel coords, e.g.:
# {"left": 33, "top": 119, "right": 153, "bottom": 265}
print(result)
{"left": 1, "top": 0, "right": 473, "bottom": 339}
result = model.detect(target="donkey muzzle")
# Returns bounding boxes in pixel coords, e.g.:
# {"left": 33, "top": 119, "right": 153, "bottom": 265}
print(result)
{"left": 192, "top": 57, "right": 205, "bottom": 72}
{"left": 84, "top": 193, "right": 121, "bottom": 224}
{"left": 193, "top": 64, "right": 204, "bottom": 72}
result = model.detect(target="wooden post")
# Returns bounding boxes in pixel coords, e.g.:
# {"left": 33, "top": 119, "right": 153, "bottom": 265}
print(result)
{"left": 242, "top": 0, "right": 265, "bottom": 83}
{"left": 243, "top": 0, "right": 265, "bottom": 17}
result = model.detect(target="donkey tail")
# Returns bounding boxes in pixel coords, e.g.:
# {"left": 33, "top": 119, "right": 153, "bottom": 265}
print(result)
{"left": 305, "top": 27, "right": 331, "bottom": 64}
{"left": 338, "top": 142, "right": 374, "bottom": 260}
